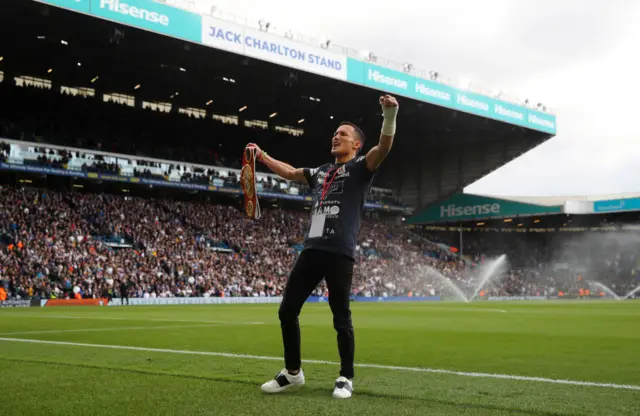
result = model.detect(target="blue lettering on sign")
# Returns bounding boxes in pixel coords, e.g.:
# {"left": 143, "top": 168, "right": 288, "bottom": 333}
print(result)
{"left": 208, "top": 26, "right": 242, "bottom": 44}
{"left": 238, "top": 36, "right": 342, "bottom": 70}
{"left": 308, "top": 54, "right": 342, "bottom": 70}
{"left": 245, "top": 36, "right": 306, "bottom": 62}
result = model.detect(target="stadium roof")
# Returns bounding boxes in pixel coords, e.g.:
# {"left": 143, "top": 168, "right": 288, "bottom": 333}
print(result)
{"left": 407, "top": 192, "right": 640, "bottom": 225}
{"left": 478, "top": 192, "right": 640, "bottom": 206}
{"left": 1, "top": 0, "right": 558, "bottom": 211}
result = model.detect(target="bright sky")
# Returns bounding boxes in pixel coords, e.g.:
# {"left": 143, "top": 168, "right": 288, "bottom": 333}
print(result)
{"left": 193, "top": 0, "right": 640, "bottom": 197}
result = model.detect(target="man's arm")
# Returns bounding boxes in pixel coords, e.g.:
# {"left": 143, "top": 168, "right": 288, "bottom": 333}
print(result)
{"left": 248, "top": 145, "right": 308, "bottom": 185}
{"left": 366, "top": 95, "right": 399, "bottom": 172}
{"left": 261, "top": 154, "right": 308, "bottom": 184}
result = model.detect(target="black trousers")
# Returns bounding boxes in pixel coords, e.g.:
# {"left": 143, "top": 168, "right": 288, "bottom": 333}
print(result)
{"left": 278, "top": 249, "right": 355, "bottom": 379}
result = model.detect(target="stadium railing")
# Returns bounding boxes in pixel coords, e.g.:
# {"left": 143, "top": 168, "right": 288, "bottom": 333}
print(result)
{"left": 0, "top": 138, "right": 405, "bottom": 208}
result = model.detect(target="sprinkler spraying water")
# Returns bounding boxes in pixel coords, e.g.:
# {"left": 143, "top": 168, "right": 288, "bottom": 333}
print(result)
{"left": 420, "top": 255, "right": 508, "bottom": 302}
{"left": 468, "top": 254, "right": 508, "bottom": 302}
{"left": 587, "top": 281, "right": 622, "bottom": 301}
{"left": 622, "top": 284, "right": 640, "bottom": 300}
{"left": 421, "top": 265, "right": 470, "bottom": 303}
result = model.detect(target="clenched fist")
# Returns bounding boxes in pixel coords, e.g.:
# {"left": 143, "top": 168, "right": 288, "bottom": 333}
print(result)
{"left": 380, "top": 95, "right": 398, "bottom": 136}
{"left": 380, "top": 94, "right": 399, "bottom": 109}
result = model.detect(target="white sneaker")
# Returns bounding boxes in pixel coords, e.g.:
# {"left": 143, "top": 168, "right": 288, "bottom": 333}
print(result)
{"left": 261, "top": 369, "right": 305, "bottom": 393}
{"left": 332, "top": 376, "right": 353, "bottom": 399}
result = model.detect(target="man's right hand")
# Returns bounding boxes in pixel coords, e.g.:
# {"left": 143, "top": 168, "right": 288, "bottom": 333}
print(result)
{"left": 246, "top": 143, "right": 264, "bottom": 162}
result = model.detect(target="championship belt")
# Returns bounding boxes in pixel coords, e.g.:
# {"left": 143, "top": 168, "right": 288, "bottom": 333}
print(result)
{"left": 240, "top": 145, "right": 261, "bottom": 219}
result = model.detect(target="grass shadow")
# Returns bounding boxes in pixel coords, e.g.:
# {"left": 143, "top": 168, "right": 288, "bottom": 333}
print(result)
{"left": 1, "top": 357, "right": 574, "bottom": 416}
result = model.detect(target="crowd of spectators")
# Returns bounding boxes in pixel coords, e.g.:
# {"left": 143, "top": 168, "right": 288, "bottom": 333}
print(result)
{"left": 1, "top": 184, "right": 638, "bottom": 303}
{"left": 412, "top": 227, "right": 640, "bottom": 297}
{"left": 0, "top": 186, "right": 300, "bottom": 300}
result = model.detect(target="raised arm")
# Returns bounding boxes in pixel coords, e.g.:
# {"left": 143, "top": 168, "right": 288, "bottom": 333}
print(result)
{"left": 365, "top": 94, "right": 399, "bottom": 172}
{"left": 247, "top": 144, "right": 308, "bottom": 185}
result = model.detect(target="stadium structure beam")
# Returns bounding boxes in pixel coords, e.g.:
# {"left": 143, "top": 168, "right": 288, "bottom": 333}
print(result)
{"left": 0, "top": 0, "right": 557, "bottom": 212}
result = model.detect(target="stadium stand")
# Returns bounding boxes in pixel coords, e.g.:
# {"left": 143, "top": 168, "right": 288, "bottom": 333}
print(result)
{"left": 1, "top": 183, "right": 638, "bottom": 302}
{"left": 0, "top": 83, "right": 404, "bottom": 208}
{"left": 0, "top": 184, "right": 459, "bottom": 300}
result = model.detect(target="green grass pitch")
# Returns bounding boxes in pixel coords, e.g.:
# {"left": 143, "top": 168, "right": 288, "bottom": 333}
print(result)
{"left": 0, "top": 301, "right": 638, "bottom": 415}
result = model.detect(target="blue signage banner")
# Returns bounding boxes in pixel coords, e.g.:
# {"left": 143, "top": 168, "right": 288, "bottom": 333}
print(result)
{"left": 347, "top": 59, "right": 456, "bottom": 110}
{"left": 90, "top": 0, "right": 201, "bottom": 42}
{"left": 201, "top": 16, "right": 347, "bottom": 80}
{"left": 491, "top": 98, "right": 528, "bottom": 126}
{"left": 525, "top": 108, "right": 557, "bottom": 134}
{"left": 1, "top": 163, "right": 87, "bottom": 178}
{"left": 593, "top": 197, "right": 640, "bottom": 213}
{"left": 36, "top": 0, "right": 201, "bottom": 43}
{"left": 346, "top": 58, "right": 557, "bottom": 135}
{"left": 407, "top": 192, "right": 563, "bottom": 224}
{"left": 0, "top": 163, "right": 406, "bottom": 211}
{"left": 32, "top": 0, "right": 556, "bottom": 135}
{"left": 455, "top": 90, "right": 493, "bottom": 119}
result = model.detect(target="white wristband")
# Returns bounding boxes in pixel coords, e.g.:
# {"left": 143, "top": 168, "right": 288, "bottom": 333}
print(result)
{"left": 381, "top": 105, "right": 398, "bottom": 136}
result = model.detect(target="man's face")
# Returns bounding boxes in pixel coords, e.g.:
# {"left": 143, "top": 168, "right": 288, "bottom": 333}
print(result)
{"left": 331, "top": 125, "right": 361, "bottom": 157}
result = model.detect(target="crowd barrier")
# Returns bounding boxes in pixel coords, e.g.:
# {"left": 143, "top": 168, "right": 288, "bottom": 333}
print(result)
{"left": 10, "top": 295, "right": 622, "bottom": 309}
{"left": 108, "top": 296, "right": 442, "bottom": 306}
{"left": 26, "top": 296, "right": 442, "bottom": 307}
{"left": 310, "top": 296, "right": 441, "bottom": 303}
{"left": 45, "top": 298, "right": 110, "bottom": 307}
{"left": 107, "top": 296, "right": 283, "bottom": 306}
{"left": 0, "top": 300, "right": 31, "bottom": 308}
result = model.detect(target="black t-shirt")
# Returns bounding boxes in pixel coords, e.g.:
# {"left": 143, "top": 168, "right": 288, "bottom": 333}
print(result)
{"left": 302, "top": 156, "right": 376, "bottom": 260}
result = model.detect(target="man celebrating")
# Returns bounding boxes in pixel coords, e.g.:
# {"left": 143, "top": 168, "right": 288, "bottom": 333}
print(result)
{"left": 250, "top": 94, "right": 398, "bottom": 399}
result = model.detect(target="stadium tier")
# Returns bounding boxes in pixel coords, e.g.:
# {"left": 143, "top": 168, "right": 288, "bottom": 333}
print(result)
{"left": 0, "top": 137, "right": 407, "bottom": 212}
{"left": 1, "top": 0, "right": 556, "bottom": 210}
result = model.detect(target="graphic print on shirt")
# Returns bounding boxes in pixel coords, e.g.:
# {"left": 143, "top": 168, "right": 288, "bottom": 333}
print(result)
{"left": 313, "top": 168, "right": 347, "bottom": 218}
{"left": 301, "top": 156, "right": 376, "bottom": 259}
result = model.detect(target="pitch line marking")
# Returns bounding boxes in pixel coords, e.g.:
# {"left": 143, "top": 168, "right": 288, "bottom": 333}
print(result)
{"left": 0, "top": 324, "right": 242, "bottom": 336}
{"left": 2, "top": 315, "right": 264, "bottom": 325}
{"left": 433, "top": 307, "right": 508, "bottom": 313}
{"left": 0, "top": 337, "right": 638, "bottom": 391}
